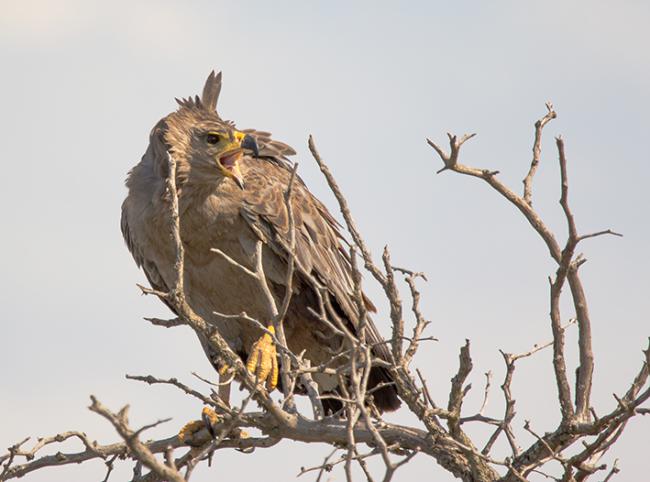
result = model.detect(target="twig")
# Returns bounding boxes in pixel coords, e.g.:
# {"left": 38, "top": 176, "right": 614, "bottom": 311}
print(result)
{"left": 523, "top": 102, "right": 557, "bottom": 206}
{"left": 126, "top": 374, "right": 227, "bottom": 411}
{"left": 601, "top": 459, "right": 619, "bottom": 482}
{"left": 427, "top": 133, "right": 477, "bottom": 174}
{"left": 89, "top": 396, "right": 185, "bottom": 482}
{"left": 448, "top": 340, "right": 473, "bottom": 434}
{"left": 478, "top": 371, "right": 492, "bottom": 416}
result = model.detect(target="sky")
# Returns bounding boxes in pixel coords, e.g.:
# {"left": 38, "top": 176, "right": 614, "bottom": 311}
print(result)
{"left": 1, "top": 1, "right": 648, "bottom": 481}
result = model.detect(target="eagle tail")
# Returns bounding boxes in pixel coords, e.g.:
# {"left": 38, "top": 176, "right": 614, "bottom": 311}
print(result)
{"left": 321, "top": 366, "right": 401, "bottom": 415}
{"left": 368, "top": 365, "right": 401, "bottom": 412}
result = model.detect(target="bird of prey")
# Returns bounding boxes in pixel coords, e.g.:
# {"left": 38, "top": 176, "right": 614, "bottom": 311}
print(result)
{"left": 121, "top": 71, "right": 400, "bottom": 414}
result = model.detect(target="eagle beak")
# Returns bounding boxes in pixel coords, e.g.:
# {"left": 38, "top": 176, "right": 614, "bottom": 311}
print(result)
{"left": 241, "top": 134, "right": 259, "bottom": 157}
{"left": 230, "top": 164, "right": 245, "bottom": 190}
{"left": 217, "top": 133, "right": 257, "bottom": 190}
{"left": 217, "top": 149, "right": 245, "bottom": 190}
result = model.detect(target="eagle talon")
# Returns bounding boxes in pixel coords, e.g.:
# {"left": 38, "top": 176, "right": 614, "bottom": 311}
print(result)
{"left": 246, "top": 325, "right": 279, "bottom": 391}
{"left": 202, "top": 406, "right": 220, "bottom": 438}
{"left": 178, "top": 407, "right": 221, "bottom": 444}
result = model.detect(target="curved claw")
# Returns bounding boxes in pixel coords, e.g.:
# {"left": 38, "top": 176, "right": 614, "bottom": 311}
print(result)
{"left": 179, "top": 406, "right": 221, "bottom": 443}
{"left": 201, "top": 406, "right": 220, "bottom": 438}
{"left": 246, "top": 325, "right": 279, "bottom": 391}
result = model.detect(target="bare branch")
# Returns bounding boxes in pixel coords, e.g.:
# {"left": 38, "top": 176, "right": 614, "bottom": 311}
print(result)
{"left": 523, "top": 102, "right": 557, "bottom": 205}
{"left": 144, "top": 317, "right": 184, "bottom": 328}
{"left": 125, "top": 374, "right": 227, "bottom": 411}
{"left": 89, "top": 396, "right": 185, "bottom": 482}
{"left": 577, "top": 229, "right": 623, "bottom": 242}
{"left": 400, "top": 270, "right": 432, "bottom": 366}
{"left": 601, "top": 459, "right": 620, "bottom": 482}
{"left": 556, "top": 136, "right": 595, "bottom": 421}
{"left": 427, "top": 133, "right": 478, "bottom": 174}
{"left": 448, "top": 340, "right": 473, "bottom": 425}
{"left": 427, "top": 130, "right": 562, "bottom": 263}
{"left": 479, "top": 371, "right": 492, "bottom": 416}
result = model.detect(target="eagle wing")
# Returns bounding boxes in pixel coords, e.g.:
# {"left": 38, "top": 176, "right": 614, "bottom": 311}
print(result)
{"left": 238, "top": 150, "right": 400, "bottom": 411}
{"left": 240, "top": 156, "right": 361, "bottom": 325}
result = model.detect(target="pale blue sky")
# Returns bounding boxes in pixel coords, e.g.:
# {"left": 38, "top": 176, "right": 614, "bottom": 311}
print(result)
{"left": 1, "top": 1, "right": 648, "bottom": 481}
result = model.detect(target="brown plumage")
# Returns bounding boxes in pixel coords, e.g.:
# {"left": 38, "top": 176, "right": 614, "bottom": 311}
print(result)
{"left": 121, "top": 71, "right": 400, "bottom": 413}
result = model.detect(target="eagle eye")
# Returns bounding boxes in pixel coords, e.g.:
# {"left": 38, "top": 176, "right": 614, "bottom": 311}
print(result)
{"left": 206, "top": 133, "right": 221, "bottom": 145}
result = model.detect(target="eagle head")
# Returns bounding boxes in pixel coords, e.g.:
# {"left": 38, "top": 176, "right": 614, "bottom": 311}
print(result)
{"left": 155, "top": 71, "right": 258, "bottom": 190}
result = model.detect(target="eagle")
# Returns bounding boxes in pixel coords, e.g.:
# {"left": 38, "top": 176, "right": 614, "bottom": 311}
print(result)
{"left": 121, "top": 71, "right": 400, "bottom": 414}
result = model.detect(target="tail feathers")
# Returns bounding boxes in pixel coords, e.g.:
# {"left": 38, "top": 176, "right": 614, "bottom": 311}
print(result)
{"left": 368, "top": 366, "right": 401, "bottom": 412}
{"left": 322, "top": 397, "right": 343, "bottom": 416}
{"left": 321, "top": 366, "right": 401, "bottom": 416}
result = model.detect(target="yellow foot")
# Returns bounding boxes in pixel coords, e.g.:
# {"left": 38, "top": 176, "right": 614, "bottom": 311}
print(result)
{"left": 178, "top": 407, "right": 221, "bottom": 443}
{"left": 246, "top": 325, "right": 279, "bottom": 391}
{"left": 178, "top": 407, "right": 249, "bottom": 445}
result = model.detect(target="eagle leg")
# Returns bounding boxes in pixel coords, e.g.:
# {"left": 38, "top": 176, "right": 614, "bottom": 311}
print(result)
{"left": 246, "top": 325, "right": 279, "bottom": 391}
{"left": 178, "top": 326, "right": 278, "bottom": 444}
{"left": 217, "top": 364, "right": 233, "bottom": 406}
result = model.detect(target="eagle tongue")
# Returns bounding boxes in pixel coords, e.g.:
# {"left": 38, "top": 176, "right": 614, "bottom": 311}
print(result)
{"left": 220, "top": 151, "right": 240, "bottom": 168}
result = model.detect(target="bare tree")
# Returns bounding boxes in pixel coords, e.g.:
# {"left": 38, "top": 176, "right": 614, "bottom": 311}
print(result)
{"left": 2, "top": 105, "right": 647, "bottom": 482}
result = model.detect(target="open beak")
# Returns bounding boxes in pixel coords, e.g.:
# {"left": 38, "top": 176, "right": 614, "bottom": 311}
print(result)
{"left": 229, "top": 164, "right": 245, "bottom": 190}
{"left": 218, "top": 150, "right": 245, "bottom": 190}
{"left": 216, "top": 133, "right": 258, "bottom": 190}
